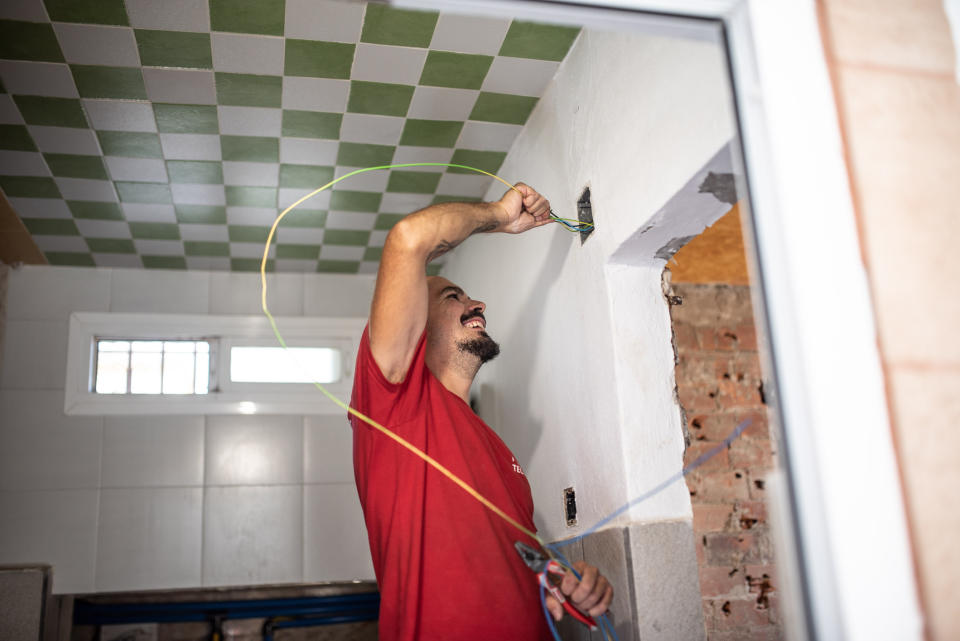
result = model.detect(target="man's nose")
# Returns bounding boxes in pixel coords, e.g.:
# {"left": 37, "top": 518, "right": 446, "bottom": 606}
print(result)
{"left": 468, "top": 299, "right": 486, "bottom": 314}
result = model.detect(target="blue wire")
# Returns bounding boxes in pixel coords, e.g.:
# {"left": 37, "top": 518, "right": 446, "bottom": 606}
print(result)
{"left": 540, "top": 582, "right": 564, "bottom": 641}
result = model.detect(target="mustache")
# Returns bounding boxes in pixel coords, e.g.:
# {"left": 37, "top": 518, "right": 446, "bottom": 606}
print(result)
{"left": 460, "top": 310, "right": 486, "bottom": 324}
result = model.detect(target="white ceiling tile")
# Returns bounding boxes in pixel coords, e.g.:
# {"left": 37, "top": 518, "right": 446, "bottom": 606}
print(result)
{"left": 229, "top": 242, "right": 270, "bottom": 258}
{"left": 407, "top": 86, "right": 477, "bottom": 121}
{"left": 217, "top": 106, "right": 281, "bottom": 137}
{"left": 0, "top": 0, "right": 50, "bottom": 22}
{"left": 378, "top": 192, "right": 432, "bottom": 213}
{"left": 222, "top": 161, "right": 279, "bottom": 186}
{"left": 482, "top": 56, "right": 560, "bottom": 96}
{"left": 0, "top": 61, "right": 77, "bottom": 98}
{"left": 34, "top": 235, "right": 88, "bottom": 252}
{"left": 143, "top": 69, "right": 216, "bottom": 105}
{"left": 278, "top": 187, "right": 331, "bottom": 210}
{"left": 351, "top": 43, "right": 427, "bottom": 85}
{"left": 0, "top": 95, "right": 24, "bottom": 125}
{"left": 226, "top": 207, "right": 276, "bottom": 226}
{"left": 284, "top": 0, "right": 364, "bottom": 42}
{"left": 28, "top": 126, "right": 100, "bottom": 155}
{"left": 276, "top": 227, "right": 324, "bottom": 244}
{"left": 8, "top": 198, "right": 72, "bottom": 219}
{"left": 325, "top": 211, "right": 376, "bottom": 230}
{"left": 339, "top": 113, "right": 404, "bottom": 146}
{"left": 436, "top": 172, "right": 492, "bottom": 198}
{"left": 54, "top": 177, "right": 118, "bottom": 202}
{"left": 457, "top": 121, "right": 521, "bottom": 152}
{"left": 105, "top": 157, "right": 168, "bottom": 182}
{"left": 125, "top": 0, "right": 209, "bottom": 31}
{"left": 185, "top": 256, "right": 230, "bottom": 270}
{"left": 170, "top": 183, "right": 226, "bottom": 205}
{"left": 357, "top": 261, "right": 378, "bottom": 274}
{"left": 279, "top": 138, "right": 338, "bottom": 166}
{"left": 133, "top": 239, "right": 185, "bottom": 255}
{"left": 121, "top": 203, "right": 177, "bottom": 223}
{"left": 0, "top": 151, "right": 49, "bottom": 177}
{"left": 281, "top": 77, "right": 349, "bottom": 112}
{"left": 319, "top": 245, "right": 363, "bottom": 261}
{"left": 75, "top": 219, "right": 131, "bottom": 238}
{"left": 211, "top": 33, "right": 284, "bottom": 75}
{"left": 392, "top": 146, "right": 455, "bottom": 170}
{"left": 429, "top": 14, "right": 511, "bottom": 56}
{"left": 368, "top": 230, "right": 388, "bottom": 247}
{"left": 274, "top": 259, "right": 317, "bottom": 272}
{"left": 53, "top": 24, "right": 140, "bottom": 67}
{"left": 160, "top": 133, "right": 222, "bottom": 160}
{"left": 333, "top": 165, "right": 388, "bottom": 191}
{"left": 82, "top": 100, "right": 157, "bottom": 132}
{"left": 179, "top": 224, "right": 228, "bottom": 241}
{"left": 93, "top": 254, "right": 143, "bottom": 268}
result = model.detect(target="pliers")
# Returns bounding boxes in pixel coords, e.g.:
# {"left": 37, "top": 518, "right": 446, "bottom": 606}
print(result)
{"left": 514, "top": 541, "right": 598, "bottom": 631}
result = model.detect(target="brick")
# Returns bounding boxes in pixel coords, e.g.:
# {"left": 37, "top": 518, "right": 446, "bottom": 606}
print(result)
{"left": 699, "top": 565, "right": 748, "bottom": 598}
{"left": 715, "top": 379, "right": 764, "bottom": 407}
{"left": 729, "top": 438, "right": 774, "bottom": 470}
{"left": 716, "top": 598, "right": 772, "bottom": 628}
{"left": 687, "top": 469, "right": 751, "bottom": 502}
{"left": 742, "top": 527, "right": 776, "bottom": 565}
{"left": 748, "top": 470, "right": 770, "bottom": 500}
{"left": 677, "top": 383, "right": 718, "bottom": 412}
{"left": 738, "top": 501, "right": 769, "bottom": 529}
{"left": 684, "top": 440, "right": 730, "bottom": 471}
{"left": 704, "top": 532, "right": 755, "bottom": 566}
{"left": 693, "top": 503, "right": 733, "bottom": 532}
{"left": 735, "top": 323, "right": 758, "bottom": 350}
{"left": 697, "top": 326, "right": 744, "bottom": 351}
{"left": 689, "top": 412, "right": 742, "bottom": 442}
{"left": 673, "top": 321, "right": 698, "bottom": 351}
{"left": 737, "top": 410, "right": 771, "bottom": 440}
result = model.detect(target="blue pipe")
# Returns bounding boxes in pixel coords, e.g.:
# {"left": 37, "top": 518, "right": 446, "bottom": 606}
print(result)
{"left": 76, "top": 593, "right": 378, "bottom": 615}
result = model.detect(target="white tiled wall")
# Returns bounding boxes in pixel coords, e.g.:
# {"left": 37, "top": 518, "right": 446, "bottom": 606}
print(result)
{"left": 0, "top": 265, "right": 376, "bottom": 593}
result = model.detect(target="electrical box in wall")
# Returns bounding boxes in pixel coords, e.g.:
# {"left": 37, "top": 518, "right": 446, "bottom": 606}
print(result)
{"left": 563, "top": 487, "right": 577, "bottom": 526}
{"left": 577, "top": 187, "right": 594, "bottom": 244}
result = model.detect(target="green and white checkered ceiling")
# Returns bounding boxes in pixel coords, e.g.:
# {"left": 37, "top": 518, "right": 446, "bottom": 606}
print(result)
{"left": 0, "top": 0, "right": 580, "bottom": 273}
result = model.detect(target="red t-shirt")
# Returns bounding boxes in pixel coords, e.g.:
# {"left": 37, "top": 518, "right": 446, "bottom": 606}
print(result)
{"left": 351, "top": 326, "right": 550, "bottom": 640}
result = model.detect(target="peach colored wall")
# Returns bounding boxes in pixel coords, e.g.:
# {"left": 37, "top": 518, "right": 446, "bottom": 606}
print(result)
{"left": 818, "top": 1, "right": 960, "bottom": 639}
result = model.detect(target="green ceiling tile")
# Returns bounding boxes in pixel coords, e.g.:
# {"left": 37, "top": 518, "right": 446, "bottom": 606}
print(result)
{"left": 0, "top": 125, "right": 38, "bottom": 151}
{"left": 185, "top": 241, "right": 229, "bottom": 256}
{"left": 46, "top": 251, "right": 95, "bottom": 266}
{"left": 0, "top": 21, "right": 65, "bottom": 62}
{"left": 284, "top": 40, "right": 354, "bottom": 79}
{"left": 167, "top": 160, "right": 223, "bottom": 184}
{"left": 276, "top": 244, "right": 320, "bottom": 259}
{"left": 281, "top": 110, "right": 341, "bottom": 139}
{"left": 209, "top": 0, "right": 284, "bottom": 36}
{"left": 448, "top": 149, "right": 507, "bottom": 175}
{"left": 130, "top": 222, "right": 180, "bottom": 240}
{"left": 316, "top": 259, "right": 359, "bottom": 274}
{"left": 220, "top": 135, "right": 279, "bottom": 162}
{"left": 13, "top": 96, "right": 88, "bottom": 129}
{"left": 44, "top": 0, "right": 129, "bottom": 25}
{"left": 279, "top": 164, "right": 334, "bottom": 188}
{"left": 280, "top": 208, "right": 326, "bottom": 227}
{"left": 232, "top": 257, "right": 274, "bottom": 272}
{"left": 136, "top": 30, "right": 212, "bottom": 69}
{"left": 432, "top": 194, "right": 482, "bottom": 204}
{"left": 363, "top": 246, "right": 382, "bottom": 261}
{"left": 386, "top": 170, "right": 441, "bottom": 194}
{"left": 420, "top": 51, "right": 492, "bottom": 90}
{"left": 154, "top": 104, "right": 219, "bottom": 134}
{"left": 227, "top": 225, "right": 270, "bottom": 242}
{"left": 0, "top": 176, "right": 61, "bottom": 198}
{"left": 22, "top": 217, "right": 79, "bottom": 235}
{"left": 399, "top": 119, "right": 462, "bottom": 148}
{"left": 97, "top": 131, "right": 163, "bottom": 158}
{"left": 116, "top": 181, "right": 172, "bottom": 203}
{"left": 347, "top": 81, "right": 414, "bottom": 117}
{"left": 86, "top": 237, "right": 135, "bottom": 253}
{"left": 469, "top": 92, "right": 538, "bottom": 125}
{"left": 336, "top": 142, "right": 394, "bottom": 167}
{"left": 225, "top": 186, "right": 276, "bottom": 207}
{"left": 498, "top": 21, "right": 580, "bottom": 61}
{"left": 323, "top": 229, "right": 370, "bottom": 246}
{"left": 142, "top": 255, "right": 186, "bottom": 269}
{"left": 426, "top": 263, "right": 442, "bottom": 276}
{"left": 215, "top": 73, "right": 282, "bottom": 108}
{"left": 43, "top": 153, "right": 108, "bottom": 180}
{"left": 360, "top": 5, "right": 438, "bottom": 48}
{"left": 373, "top": 213, "right": 404, "bottom": 230}
{"left": 329, "top": 190, "right": 380, "bottom": 213}
{"left": 71, "top": 66, "right": 147, "bottom": 100}
{"left": 68, "top": 200, "right": 124, "bottom": 220}
{"left": 175, "top": 204, "right": 226, "bottom": 224}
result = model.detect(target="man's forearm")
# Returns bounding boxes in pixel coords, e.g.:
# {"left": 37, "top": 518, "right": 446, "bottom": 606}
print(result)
{"left": 387, "top": 200, "right": 506, "bottom": 265}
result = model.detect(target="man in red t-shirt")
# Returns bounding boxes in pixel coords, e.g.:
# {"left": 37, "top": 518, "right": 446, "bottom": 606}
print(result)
{"left": 350, "top": 183, "right": 614, "bottom": 640}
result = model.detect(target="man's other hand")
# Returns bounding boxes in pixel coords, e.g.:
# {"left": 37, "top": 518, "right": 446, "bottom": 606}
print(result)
{"left": 544, "top": 561, "right": 614, "bottom": 622}
{"left": 495, "top": 183, "right": 553, "bottom": 234}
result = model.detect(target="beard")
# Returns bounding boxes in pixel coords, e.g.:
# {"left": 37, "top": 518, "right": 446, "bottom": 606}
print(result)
{"left": 457, "top": 332, "right": 500, "bottom": 364}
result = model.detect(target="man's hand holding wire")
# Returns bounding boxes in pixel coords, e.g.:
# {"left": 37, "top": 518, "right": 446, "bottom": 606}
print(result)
{"left": 545, "top": 561, "right": 614, "bottom": 622}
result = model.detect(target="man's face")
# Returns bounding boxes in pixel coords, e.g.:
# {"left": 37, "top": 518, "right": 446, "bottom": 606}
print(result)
{"left": 426, "top": 276, "right": 500, "bottom": 365}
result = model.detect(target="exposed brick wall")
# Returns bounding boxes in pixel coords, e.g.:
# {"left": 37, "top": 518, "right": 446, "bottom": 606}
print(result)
{"left": 669, "top": 282, "right": 782, "bottom": 641}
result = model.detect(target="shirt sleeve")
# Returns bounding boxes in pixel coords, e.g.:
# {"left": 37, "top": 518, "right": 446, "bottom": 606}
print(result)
{"left": 350, "top": 324, "right": 430, "bottom": 428}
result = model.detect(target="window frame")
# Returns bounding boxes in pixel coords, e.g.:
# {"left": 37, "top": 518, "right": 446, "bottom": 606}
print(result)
{"left": 65, "top": 312, "right": 365, "bottom": 416}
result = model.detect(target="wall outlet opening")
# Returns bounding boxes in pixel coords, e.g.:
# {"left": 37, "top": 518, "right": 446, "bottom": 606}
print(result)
{"left": 563, "top": 487, "right": 578, "bottom": 526}
{"left": 577, "top": 187, "right": 594, "bottom": 244}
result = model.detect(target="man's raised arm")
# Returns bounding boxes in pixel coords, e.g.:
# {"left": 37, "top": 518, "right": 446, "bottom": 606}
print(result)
{"left": 369, "top": 182, "right": 551, "bottom": 382}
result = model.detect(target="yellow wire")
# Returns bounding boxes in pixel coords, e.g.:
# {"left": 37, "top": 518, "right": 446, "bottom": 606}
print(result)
{"left": 259, "top": 163, "right": 544, "bottom": 546}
